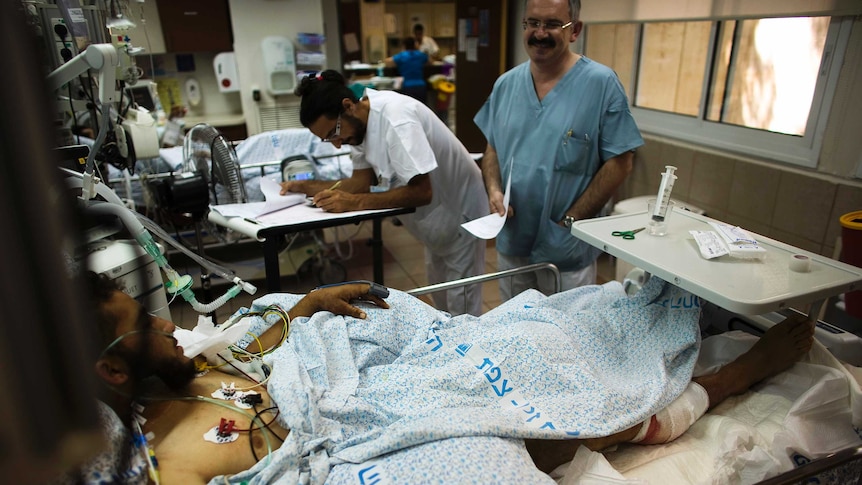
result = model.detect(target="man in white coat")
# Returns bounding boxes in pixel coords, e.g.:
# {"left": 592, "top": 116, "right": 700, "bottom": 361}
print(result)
{"left": 280, "top": 70, "right": 489, "bottom": 316}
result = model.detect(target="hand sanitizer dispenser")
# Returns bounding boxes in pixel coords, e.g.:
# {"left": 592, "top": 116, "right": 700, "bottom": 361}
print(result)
{"left": 213, "top": 52, "right": 240, "bottom": 93}
{"left": 261, "top": 36, "right": 296, "bottom": 95}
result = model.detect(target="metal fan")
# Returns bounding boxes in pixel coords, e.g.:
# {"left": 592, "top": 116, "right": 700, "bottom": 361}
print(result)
{"left": 183, "top": 123, "right": 247, "bottom": 204}
{"left": 178, "top": 123, "right": 248, "bottom": 307}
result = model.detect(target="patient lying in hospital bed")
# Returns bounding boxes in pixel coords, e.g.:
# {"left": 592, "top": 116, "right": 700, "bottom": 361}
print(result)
{"left": 66, "top": 274, "right": 860, "bottom": 485}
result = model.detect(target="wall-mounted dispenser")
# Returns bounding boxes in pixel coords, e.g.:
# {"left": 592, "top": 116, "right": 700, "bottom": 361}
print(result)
{"left": 213, "top": 52, "right": 240, "bottom": 93}
{"left": 261, "top": 36, "right": 296, "bottom": 95}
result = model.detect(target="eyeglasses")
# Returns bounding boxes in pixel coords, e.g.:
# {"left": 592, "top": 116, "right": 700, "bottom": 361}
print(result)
{"left": 322, "top": 114, "right": 341, "bottom": 142}
{"left": 522, "top": 19, "right": 573, "bottom": 32}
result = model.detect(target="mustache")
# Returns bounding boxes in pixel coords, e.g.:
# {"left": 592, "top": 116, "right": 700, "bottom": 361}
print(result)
{"left": 528, "top": 36, "right": 555, "bottom": 48}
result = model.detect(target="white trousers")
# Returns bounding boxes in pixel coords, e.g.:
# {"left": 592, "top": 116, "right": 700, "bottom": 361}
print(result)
{"left": 496, "top": 253, "right": 597, "bottom": 301}
{"left": 425, "top": 232, "right": 486, "bottom": 316}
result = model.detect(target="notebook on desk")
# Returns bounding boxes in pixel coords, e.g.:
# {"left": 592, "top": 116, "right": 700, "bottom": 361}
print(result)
{"left": 210, "top": 177, "right": 305, "bottom": 220}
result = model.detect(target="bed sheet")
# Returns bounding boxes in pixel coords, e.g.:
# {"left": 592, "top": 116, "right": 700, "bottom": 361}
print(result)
{"left": 219, "top": 277, "right": 702, "bottom": 484}
{"left": 554, "top": 331, "right": 862, "bottom": 484}
{"left": 234, "top": 128, "right": 352, "bottom": 203}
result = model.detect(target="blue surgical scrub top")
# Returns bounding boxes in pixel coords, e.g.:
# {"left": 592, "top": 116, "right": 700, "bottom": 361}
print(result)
{"left": 474, "top": 57, "right": 643, "bottom": 271}
{"left": 393, "top": 50, "right": 429, "bottom": 88}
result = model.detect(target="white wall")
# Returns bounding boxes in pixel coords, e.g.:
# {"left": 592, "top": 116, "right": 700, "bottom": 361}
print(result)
{"left": 228, "top": 0, "right": 325, "bottom": 135}
{"left": 820, "top": 18, "right": 862, "bottom": 178}
{"left": 149, "top": 52, "right": 243, "bottom": 120}
{"left": 321, "top": 0, "right": 343, "bottom": 72}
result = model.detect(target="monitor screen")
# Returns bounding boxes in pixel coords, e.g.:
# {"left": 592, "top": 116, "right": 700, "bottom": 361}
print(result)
{"left": 127, "top": 83, "right": 156, "bottom": 111}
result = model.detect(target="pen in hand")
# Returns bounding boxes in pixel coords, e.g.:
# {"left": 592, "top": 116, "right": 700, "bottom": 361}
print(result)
{"left": 310, "top": 181, "right": 342, "bottom": 209}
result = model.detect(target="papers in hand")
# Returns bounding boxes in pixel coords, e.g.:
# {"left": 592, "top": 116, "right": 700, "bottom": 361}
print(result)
{"left": 210, "top": 177, "right": 306, "bottom": 220}
{"left": 461, "top": 209, "right": 507, "bottom": 240}
{"left": 461, "top": 160, "right": 512, "bottom": 239}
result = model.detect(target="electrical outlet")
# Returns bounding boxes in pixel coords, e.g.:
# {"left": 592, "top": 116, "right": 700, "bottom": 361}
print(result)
{"left": 51, "top": 17, "right": 75, "bottom": 64}
{"left": 50, "top": 17, "right": 68, "bottom": 42}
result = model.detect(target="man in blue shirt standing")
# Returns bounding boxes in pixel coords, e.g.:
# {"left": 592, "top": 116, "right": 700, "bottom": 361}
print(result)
{"left": 474, "top": 0, "right": 643, "bottom": 300}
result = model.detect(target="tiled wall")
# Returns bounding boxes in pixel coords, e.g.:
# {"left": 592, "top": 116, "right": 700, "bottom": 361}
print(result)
{"left": 620, "top": 135, "right": 862, "bottom": 258}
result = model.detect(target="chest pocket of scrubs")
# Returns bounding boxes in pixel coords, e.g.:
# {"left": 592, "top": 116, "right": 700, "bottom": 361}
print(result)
{"left": 554, "top": 131, "right": 591, "bottom": 175}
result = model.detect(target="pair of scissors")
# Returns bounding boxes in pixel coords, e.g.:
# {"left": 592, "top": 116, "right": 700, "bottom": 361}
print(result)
{"left": 611, "top": 227, "right": 645, "bottom": 240}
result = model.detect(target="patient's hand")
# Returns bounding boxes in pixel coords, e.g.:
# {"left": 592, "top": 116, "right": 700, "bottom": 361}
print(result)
{"left": 290, "top": 283, "right": 389, "bottom": 320}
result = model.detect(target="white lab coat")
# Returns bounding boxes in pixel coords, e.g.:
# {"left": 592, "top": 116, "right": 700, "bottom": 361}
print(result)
{"left": 417, "top": 35, "right": 439, "bottom": 57}
{"left": 351, "top": 89, "right": 488, "bottom": 315}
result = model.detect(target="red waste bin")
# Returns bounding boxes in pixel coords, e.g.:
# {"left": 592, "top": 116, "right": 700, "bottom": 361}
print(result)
{"left": 840, "top": 211, "right": 862, "bottom": 318}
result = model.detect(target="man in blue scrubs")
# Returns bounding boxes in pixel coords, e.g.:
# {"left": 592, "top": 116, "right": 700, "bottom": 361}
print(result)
{"left": 474, "top": 0, "right": 644, "bottom": 300}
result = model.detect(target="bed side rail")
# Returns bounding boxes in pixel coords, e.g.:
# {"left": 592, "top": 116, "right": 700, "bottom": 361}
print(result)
{"left": 407, "top": 262, "right": 561, "bottom": 297}
{"left": 755, "top": 445, "right": 862, "bottom": 484}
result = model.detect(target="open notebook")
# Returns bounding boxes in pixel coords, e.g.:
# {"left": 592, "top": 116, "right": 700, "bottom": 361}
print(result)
{"left": 210, "top": 177, "right": 305, "bottom": 220}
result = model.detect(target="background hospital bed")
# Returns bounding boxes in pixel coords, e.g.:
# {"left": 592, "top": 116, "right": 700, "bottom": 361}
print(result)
{"left": 106, "top": 128, "right": 352, "bottom": 215}
{"left": 407, "top": 264, "right": 862, "bottom": 484}
{"left": 105, "top": 128, "right": 361, "bottom": 283}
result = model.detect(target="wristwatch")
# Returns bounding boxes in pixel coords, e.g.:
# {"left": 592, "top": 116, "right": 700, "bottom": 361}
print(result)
{"left": 562, "top": 215, "right": 577, "bottom": 228}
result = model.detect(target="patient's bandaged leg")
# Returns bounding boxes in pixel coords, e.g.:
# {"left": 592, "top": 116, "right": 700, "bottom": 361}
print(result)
{"left": 631, "top": 382, "right": 709, "bottom": 444}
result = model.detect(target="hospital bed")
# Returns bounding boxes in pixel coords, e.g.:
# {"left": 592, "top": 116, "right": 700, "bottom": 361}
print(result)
{"left": 104, "top": 147, "right": 860, "bottom": 482}
{"left": 106, "top": 128, "right": 352, "bottom": 213}
{"left": 104, "top": 128, "right": 358, "bottom": 282}
{"left": 404, "top": 258, "right": 862, "bottom": 484}
{"left": 73, "top": 257, "right": 861, "bottom": 484}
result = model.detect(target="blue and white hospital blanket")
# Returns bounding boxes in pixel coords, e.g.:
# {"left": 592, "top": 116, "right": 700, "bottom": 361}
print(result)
{"left": 216, "top": 277, "right": 702, "bottom": 484}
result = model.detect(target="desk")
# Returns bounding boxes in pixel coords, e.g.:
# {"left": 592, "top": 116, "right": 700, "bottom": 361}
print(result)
{"left": 208, "top": 204, "right": 415, "bottom": 292}
{"left": 571, "top": 207, "right": 862, "bottom": 316}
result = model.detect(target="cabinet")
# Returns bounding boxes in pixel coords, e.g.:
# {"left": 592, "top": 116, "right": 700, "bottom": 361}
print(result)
{"left": 385, "top": 4, "right": 407, "bottom": 38}
{"left": 405, "top": 3, "right": 434, "bottom": 36}
{"left": 385, "top": 2, "right": 455, "bottom": 57}
{"left": 432, "top": 3, "right": 456, "bottom": 38}
{"left": 385, "top": 2, "right": 455, "bottom": 39}
{"left": 156, "top": 0, "right": 232, "bottom": 53}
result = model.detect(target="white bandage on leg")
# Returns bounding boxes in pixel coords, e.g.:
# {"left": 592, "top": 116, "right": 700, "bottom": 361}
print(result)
{"left": 631, "top": 382, "right": 709, "bottom": 444}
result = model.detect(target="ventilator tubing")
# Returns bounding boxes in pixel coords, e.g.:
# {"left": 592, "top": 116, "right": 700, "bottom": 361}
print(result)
{"left": 631, "top": 382, "right": 709, "bottom": 444}
{"left": 70, "top": 169, "right": 258, "bottom": 317}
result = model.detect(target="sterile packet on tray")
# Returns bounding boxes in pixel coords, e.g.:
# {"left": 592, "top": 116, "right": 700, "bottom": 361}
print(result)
{"left": 690, "top": 223, "right": 766, "bottom": 261}
{"left": 690, "top": 230, "right": 728, "bottom": 259}
{"left": 708, "top": 222, "right": 767, "bottom": 260}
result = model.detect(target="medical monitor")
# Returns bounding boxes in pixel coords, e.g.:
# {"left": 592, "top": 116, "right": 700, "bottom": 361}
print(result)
{"left": 127, "top": 81, "right": 158, "bottom": 111}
